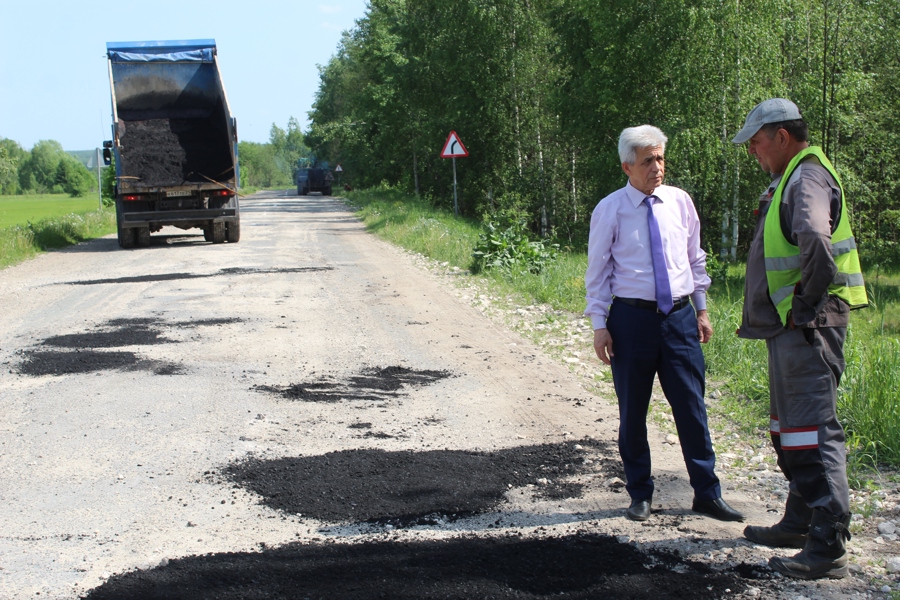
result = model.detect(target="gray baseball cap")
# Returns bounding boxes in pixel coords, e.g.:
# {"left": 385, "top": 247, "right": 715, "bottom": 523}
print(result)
{"left": 731, "top": 98, "right": 802, "bottom": 144}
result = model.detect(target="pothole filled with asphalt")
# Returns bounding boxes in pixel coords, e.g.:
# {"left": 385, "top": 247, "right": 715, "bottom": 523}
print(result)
{"left": 14, "top": 317, "right": 242, "bottom": 376}
{"left": 65, "top": 266, "right": 333, "bottom": 286}
{"left": 82, "top": 530, "right": 777, "bottom": 600}
{"left": 253, "top": 365, "right": 454, "bottom": 402}
{"left": 220, "top": 440, "right": 616, "bottom": 527}
{"left": 85, "top": 437, "right": 780, "bottom": 599}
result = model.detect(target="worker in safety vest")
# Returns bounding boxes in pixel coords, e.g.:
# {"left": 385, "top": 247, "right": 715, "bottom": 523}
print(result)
{"left": 732, "top": 98, "right": 867, "bottom": 580}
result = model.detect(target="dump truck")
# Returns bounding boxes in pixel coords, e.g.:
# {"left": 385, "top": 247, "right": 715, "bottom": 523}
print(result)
{"left": 104, "top": 39, "right": 240, "bottom": 248}
{"left": 296, "top": 161, "right": 333, "bottom": 196}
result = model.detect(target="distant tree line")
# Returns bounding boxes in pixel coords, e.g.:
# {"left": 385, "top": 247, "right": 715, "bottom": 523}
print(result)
{"left": 0, "top": 138, "right": 96, "bottom": 197}
{"left": 0, "top": 117, "right": 312, "bottom": 199}
{"left": 306, "top": 0, "right": 900, "bottom": 265}
{"left": 238, "top": 117, "right": 314, "bottom": 188}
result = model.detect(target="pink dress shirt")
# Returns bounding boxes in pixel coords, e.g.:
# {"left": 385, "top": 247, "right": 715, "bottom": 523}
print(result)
{"left": 584, "top": 182, "right": 710, "bottom": 330}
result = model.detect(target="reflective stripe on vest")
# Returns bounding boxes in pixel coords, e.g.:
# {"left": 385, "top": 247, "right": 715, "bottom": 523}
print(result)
{"left": 763, "top": 147, "right": 867, "bottom": 325}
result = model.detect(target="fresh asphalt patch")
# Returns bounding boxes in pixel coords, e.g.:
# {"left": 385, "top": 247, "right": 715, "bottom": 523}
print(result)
{"left": 219, "top": 440, "right": 616, "bottom": 526}
{"left": 81, "top": 531, "right": 774, "bottom": 600}
{"left": 15, "top": 349, "right": 148, "bottom": 376}
{"left": 64, "top": 266, "right": 333, "bottom": 286}
{"left": 41, "top": 317, "right": 171, "bottom": 347}
{"left": 13, "top": 317, "right": 242, "bottom": 376}
{"left": 253, "top": 365, "right": 454, "bottom": 403}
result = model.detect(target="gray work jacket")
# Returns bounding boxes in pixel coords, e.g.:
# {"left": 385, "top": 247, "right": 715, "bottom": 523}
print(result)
{"left": 739, "top": 159, "right": 850, "bottom": 340}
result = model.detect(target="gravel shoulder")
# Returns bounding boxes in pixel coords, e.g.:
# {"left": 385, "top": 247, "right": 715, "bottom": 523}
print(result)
{"left": 0, "top": 190, "right": 896, "bottom": 599}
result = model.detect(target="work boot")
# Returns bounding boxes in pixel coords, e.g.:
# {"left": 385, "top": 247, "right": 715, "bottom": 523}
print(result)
{"left": 744, "top": 492, "right": 812, "bottom": 548}
{"left": 769, "top": 509, "right": 852, "bottom": 579}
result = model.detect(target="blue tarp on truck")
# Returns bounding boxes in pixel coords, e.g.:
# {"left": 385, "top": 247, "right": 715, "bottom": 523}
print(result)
{"left": 105, "top": 39, "right": 240, "bottom": 248}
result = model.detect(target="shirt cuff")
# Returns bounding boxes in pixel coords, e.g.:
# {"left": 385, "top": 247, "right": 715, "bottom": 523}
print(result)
{"left": 591, "top": 315, "right": 608, "bottom": 330}
{"left": 691, "top": 292, "right": 707, "bottom": 312}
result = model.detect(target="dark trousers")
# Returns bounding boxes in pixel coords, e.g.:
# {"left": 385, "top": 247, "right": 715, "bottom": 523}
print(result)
{"left": 607, "top": 299, "right": 721, "bottom": 502}
{"left": 767, "top": 327, "right": 850, "bottom": 516}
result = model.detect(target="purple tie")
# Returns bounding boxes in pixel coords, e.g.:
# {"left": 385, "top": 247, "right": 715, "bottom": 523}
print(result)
{"left": 644, "top": 196, "right": 674, "bottom": 314}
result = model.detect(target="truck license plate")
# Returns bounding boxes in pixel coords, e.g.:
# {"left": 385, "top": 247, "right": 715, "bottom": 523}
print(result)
{"left": 166, "top": 190, "right": 191, "bottom": 197}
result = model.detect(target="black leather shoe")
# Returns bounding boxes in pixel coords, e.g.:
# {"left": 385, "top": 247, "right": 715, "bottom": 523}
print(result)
{"left": 626, "top": 498, "right": 651, "bottom": 521}
{"left": 692, "top": 497, "right": 745, "bottom": 522}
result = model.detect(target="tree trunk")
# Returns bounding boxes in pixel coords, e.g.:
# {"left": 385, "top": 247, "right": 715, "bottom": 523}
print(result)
{"left": 571, "top": 149, "right": 577, "bottom": 224}
{"left": 412, "top": 140, "right": 420, "bottom": 197}
{"left": 536, "top": 119, "right": 547, "bottom": 237}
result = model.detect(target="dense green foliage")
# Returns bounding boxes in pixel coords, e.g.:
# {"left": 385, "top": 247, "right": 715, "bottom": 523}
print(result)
{"left": 472, "top": 220, "right": 560, "bottom": 275}
{"left": 346, "top": 186, "right": 900, "bottom": 470}
{"left": 308, "top": 0, "right": 900, "bottom": 265}
{"left": 0, "top": 138, "right": 96, "bottom": 197}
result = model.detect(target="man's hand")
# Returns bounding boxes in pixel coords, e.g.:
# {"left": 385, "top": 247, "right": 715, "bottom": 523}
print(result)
{"left": 697, "top": 309, "right": 713, "bottom": 344}
{"left": 593, "top": 328, "right": 614, "bottom": 365}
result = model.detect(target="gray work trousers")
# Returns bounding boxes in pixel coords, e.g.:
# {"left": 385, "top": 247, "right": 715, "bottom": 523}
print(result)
{"left": 767, "top": 326, "right": 850, "bottom": 516}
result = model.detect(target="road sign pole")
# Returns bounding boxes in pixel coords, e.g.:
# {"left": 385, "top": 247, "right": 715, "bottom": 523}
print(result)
{"left": 452, "top": 156, "right": 458, "bottom": 216}
{"left": 440, "top": 131, "right": 467, "bottom": 216}
{"left": 96, "top": 148, "right": 102, "bottom": 210}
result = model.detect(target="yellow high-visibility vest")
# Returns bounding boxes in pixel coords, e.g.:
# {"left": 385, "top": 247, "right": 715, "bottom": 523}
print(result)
{"left": 763, "top": 147, "right": 867, "bottom": 325}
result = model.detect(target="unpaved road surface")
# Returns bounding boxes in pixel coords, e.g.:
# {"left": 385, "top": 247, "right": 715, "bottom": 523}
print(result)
{"left": 0, "top": 191, "right": 884, "bottom": 599}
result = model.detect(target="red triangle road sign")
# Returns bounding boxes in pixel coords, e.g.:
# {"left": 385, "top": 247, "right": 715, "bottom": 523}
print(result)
{"left": 440, "top": 130, "right": 469, "bottom": 158}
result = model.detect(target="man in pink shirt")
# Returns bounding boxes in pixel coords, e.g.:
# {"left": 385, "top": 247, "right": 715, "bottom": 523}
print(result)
{"left": 585, "top": 125, "right": 742, "bottom": 523}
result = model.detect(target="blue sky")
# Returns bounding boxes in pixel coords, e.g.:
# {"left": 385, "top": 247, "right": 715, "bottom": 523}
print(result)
{"left": 0, "top": 0, "right": 368, "bottom": 151}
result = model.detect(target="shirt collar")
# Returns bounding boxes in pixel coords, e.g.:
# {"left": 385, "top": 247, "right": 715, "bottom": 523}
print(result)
{"left": 765, "top": 175, "right": 782, "bottom": 198}
{"left": 625, "top": 181, "right": 659, "bottom": 208}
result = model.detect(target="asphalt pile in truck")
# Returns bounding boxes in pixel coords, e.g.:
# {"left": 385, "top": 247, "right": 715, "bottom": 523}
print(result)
{"left": 120, "top": 117, "right": 233, "bottom": 186}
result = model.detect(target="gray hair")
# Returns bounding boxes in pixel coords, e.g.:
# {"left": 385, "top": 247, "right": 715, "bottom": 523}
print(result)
{"left": 618, "top": 125, "right": 668, "bottom": 164}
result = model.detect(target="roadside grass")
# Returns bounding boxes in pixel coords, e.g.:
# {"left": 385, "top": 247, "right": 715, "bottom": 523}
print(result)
{"left": 344, "top": 186, "right": 900, "bottom": 478}
{"left": 0, "top": 194, "right": 116, "bottom": 269}
{"left": 345, "top": 186, "right": 481, "bottom": 268}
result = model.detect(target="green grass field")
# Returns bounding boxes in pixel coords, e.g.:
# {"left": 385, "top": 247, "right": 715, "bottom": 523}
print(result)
{"left": 0, "top": 194, "right": 103, "bottom": 228}
{"left": 0, "top": 193, "right": 115, "bottom": 269}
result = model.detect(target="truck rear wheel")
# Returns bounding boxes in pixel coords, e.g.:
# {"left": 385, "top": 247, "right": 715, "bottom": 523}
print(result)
{"left": 136, "top": 227, "right": 151, "bottom": 247}
{"left": 205, "top": 222, "right": 226, "bottom": 244}
{"left": 117, "top": 223, "right": 135, "bottom": 249}
{"left": 226, "top": 220, "right": 240, "bottom": 243}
